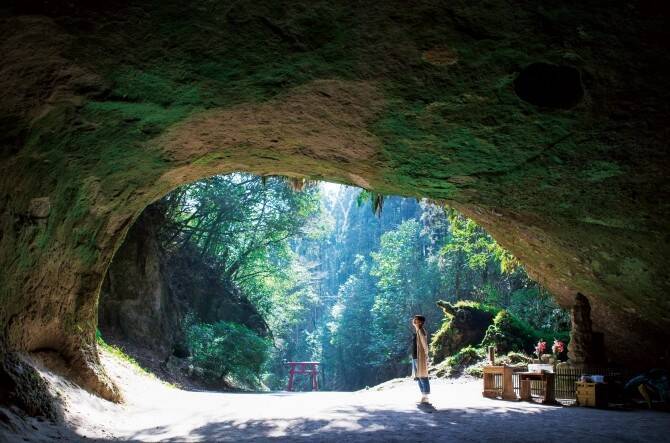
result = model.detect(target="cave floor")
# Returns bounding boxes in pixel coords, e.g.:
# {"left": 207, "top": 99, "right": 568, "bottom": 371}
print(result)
{"left": 3, "top": 351, "right": 669, "bottom": 442}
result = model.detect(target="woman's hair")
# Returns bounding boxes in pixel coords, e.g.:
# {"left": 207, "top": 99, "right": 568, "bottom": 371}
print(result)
{"left": 413, "top": 315, "right": 427, "bottom": 335}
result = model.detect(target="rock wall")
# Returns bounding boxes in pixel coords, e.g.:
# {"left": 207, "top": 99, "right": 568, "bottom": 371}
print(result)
{"left": 98, "top": 206, "right": 268, "bottom": 359}
{"left": 98, "top": 207, "right": 181, "bottom": 356}
{"left": 431, "top": 301, "right": 496, "bottom": 363}
{"left": 431, "top": 301, "right": 550, "bottom": 363}
{"left": 1, "top": 1, "right": 669, "bottom": 400}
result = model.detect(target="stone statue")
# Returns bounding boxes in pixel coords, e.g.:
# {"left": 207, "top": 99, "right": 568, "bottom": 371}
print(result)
{"left": 568, "top": 293, "right": 596, "bottom": 366}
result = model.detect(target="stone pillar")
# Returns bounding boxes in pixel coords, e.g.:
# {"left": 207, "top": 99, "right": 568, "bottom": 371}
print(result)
{"left": 568, "top": 293, "right": 595, "bottom": 366}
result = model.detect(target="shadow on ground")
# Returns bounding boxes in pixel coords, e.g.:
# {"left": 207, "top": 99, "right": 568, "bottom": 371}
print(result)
{"left": 126, "top": 403, "right": 670, "bottom": 443}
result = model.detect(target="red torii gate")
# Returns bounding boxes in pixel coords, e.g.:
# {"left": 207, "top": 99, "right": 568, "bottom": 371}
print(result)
{"left": 285, "top": 361, "right": 320, "bottom": 391}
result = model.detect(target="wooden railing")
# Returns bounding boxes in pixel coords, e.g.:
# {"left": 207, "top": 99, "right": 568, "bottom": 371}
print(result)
{"left": 553, "top": 366, "right": 632, "bottom": 403}
{"left": 508, "top": 365, "right": 632, "bottom": 404}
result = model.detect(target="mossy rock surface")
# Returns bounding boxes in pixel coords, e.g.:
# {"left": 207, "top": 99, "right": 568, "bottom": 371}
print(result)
{"left": 1, "top": 0, "right": 669, "bottom": 398}
{"left": 433, "top": 345, "right": 486, "bottom": 378}
{"left": 431, "top": 301, "right": 499, "bottom": 364}
{"left": 0, "top": 352, "right": 58, "bottom": 419}
{"left": 481, "top": 310, "right": 543, "bottom": 355}
{"left": 431, "top": 300, "right": 567, "bottom": 363}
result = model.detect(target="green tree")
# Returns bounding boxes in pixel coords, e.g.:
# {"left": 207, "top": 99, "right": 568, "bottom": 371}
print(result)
{"left": 154, "top": 177, "right": 568, "bottom": 391}
{"left": 159, "top": 174, "right": 322, "bottom": 315}
{"left": 327, "top": 255, "right": 377, "bottom": 389}
{"left": 369, "top": 220, "right": 444, "bottom": 367}
{"left": 186, "top": 319, "right": 270, "bottom": 387}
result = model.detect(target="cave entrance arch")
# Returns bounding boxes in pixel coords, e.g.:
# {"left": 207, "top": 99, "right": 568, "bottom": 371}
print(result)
{"left": 99, "top": 173, "right": 568, "bottom": 393}
{"left": 2, "top": 80, "right": 666, "bottom": 401}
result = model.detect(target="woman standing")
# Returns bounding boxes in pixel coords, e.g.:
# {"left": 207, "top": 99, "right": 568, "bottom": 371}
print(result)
{"left": 411, "top": 314, "right": 431, "bottom": 403}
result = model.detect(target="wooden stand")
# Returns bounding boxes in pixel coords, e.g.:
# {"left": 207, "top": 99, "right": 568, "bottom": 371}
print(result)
{"left": 576, "top": 381, "right": 607, "bottom": 408}
{"left": 518, "top": 371, "right": 556, "bottom": 404}
{"left": 520, "top": 379, "right": 532, "bottom": 401}
{"left": 482, "top": 365, "right": 516, "bottom": 401}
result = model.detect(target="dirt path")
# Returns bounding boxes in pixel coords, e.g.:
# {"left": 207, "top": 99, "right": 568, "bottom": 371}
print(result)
{"left": 3, "top": 351, "right": 669, "bottom": 442}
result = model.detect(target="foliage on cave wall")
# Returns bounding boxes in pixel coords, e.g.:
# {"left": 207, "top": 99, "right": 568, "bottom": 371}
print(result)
{"left": 430, "top": 299, "right": 568, "bottom": 365}
{"left": 430, "top": 301, "right": 497, "bottom": 364}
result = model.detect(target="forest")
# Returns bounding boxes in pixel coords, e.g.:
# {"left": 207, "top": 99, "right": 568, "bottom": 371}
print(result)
{"left": 102, "top": 173, "right": 570, "bottom": 391}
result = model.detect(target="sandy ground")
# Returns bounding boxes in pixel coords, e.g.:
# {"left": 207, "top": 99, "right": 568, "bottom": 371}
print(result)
{"left": 2, "top": 351, "right": 669, "bottom": 442}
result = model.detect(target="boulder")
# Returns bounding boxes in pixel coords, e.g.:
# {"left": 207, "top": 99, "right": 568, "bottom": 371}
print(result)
{"left": 431, "top": 301, "right": 496, "bottom": 363}
{"left": 481, "top": 310, "right": 543, "bottom": 355}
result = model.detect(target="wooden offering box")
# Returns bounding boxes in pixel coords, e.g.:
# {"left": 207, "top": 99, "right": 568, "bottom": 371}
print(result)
{"left": 576, "top": 381, "right": 608, "bottom": 408}
{"left": 482, "top": 365, "right": 516, "bottom": 401}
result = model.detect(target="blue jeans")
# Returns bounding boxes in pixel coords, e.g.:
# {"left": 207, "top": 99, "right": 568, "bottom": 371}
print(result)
{"left": 412, "top": 359, "right": 430, "bottom": 394}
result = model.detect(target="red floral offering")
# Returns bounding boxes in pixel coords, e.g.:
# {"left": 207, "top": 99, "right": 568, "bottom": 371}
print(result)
{"left": 552, "top": 339, "right": 565, "bottom": 355}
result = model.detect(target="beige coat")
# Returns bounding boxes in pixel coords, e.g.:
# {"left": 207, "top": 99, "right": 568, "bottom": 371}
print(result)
{"left": 413, "top": 329, "right": 430, "bottom": 379}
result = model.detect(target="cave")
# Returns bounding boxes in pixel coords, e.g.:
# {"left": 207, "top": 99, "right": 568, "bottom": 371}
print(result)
{"left": 514, "top": 63, "right": 584, "bottom": 109}
{"left": 0, "top": 0, "right": 669, "bottom": 436}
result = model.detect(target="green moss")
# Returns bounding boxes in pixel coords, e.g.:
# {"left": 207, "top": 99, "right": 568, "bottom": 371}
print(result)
{"left": 109, "top": 69, "right": 205, "bottom": 107}
{"left": 15, "top": 243, "right": 37, "bottom": 270}
{"left": 434, "top": 345, "right": 486, "bottom": 378}
{"left": 20, "top": 97, "right": 183, "bottom": 220}
{"left": 96, "top": 330, "right": 174, "bottom": 386}
{"left": 430, "top": 300, "right": 499, "bottom": 363}
{"left": 464, "top": 363, "right": 485, "bottom": 378}
{"left": 448, "top": 346, "right": 485, "bottom": 367}
{"left": 65, "top": 1, "right": 363, "bottom": 114}
{"left": 40, "top": 0, "right": 600, "bottom": 214}
{"left": 467, "top": 351, "right": 534, "bottom": 378}
{"left": 1, "top": 93, "right": 191, "bottom": 303}
{"left": 448, "top": 300, "right": 500, "bottom": 314}
{"left": 482, "top": 310, "right": 542, "bottom": 354}
{"left": 2, "top": 0, "right": 666, "bottom": 370}
{"left": 430, "top": 317, "right": 459, "bottom": 363}
{"left": 96, "top": 333, "right": 144, "bottom": 369}
{"left": 584, "top": 161, "right": 623, "bottom": 183}
{"left": 499, "top": 351, "right": 533, "bottom": 365}
{"left": 371, "top": 88, "right": 579, "bottom": 199}
{"left": 22, "top": 0, "right": 651, "bottom": 223}
{"left": 431, "top": 299, "right": 565, "bottom": 363}
{"left": 192, "top": 152, "right": 229, "bottom": 167}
